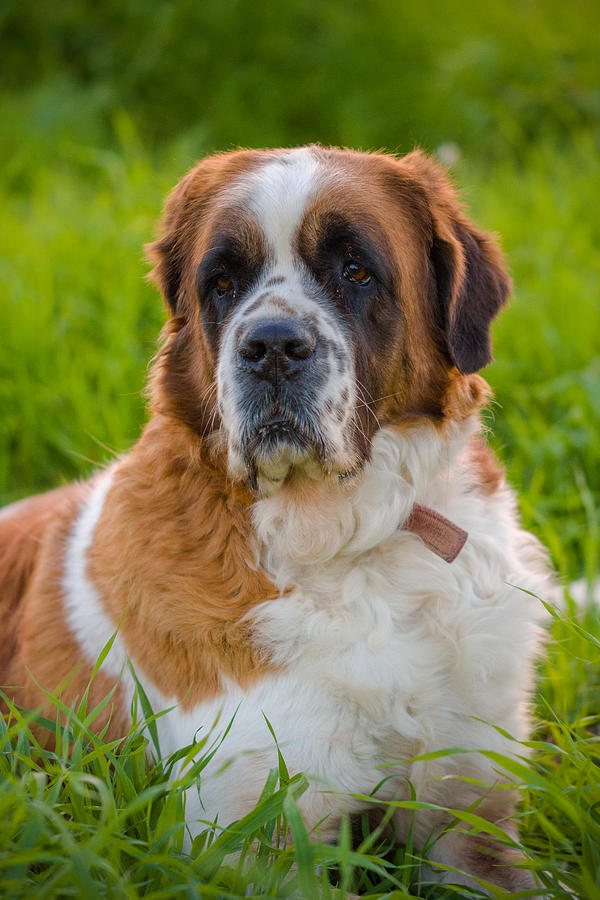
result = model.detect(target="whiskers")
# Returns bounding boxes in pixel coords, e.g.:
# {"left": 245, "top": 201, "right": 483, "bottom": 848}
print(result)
{"left": 354, "top": 378, "right": 382, "bottom": 434}
{"left": 198, "top": 381, "right": 221, "bottom": 439}
{"left": 353, "top": 386, "right": 404, "bottom": 419}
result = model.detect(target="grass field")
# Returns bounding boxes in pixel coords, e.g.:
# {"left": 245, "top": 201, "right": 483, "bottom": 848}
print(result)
{"left": 1, "top": 602, "right": 598, "bottom": 899}
{"left": 1, "top": 0, "right": 599, "bottom": 896}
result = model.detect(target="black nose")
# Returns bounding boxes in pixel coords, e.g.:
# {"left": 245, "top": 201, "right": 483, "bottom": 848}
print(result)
{"left": 238, "top": 319, "right": 317, "bottom": 384}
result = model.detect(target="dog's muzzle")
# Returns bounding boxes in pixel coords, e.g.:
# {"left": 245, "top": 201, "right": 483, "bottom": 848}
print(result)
{"left": 233, "top": 316, "right": 328, "bottom": 484}
{"left": 218, "top": 299, "right": 356, "bottom": 493}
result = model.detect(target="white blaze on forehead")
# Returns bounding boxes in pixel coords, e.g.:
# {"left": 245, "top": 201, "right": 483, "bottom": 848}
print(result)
{"left": 215, "top": 147, "right": 359, "bottom": 488}
{"left": 245, "top": 148, "right": 321, "bottom": 270}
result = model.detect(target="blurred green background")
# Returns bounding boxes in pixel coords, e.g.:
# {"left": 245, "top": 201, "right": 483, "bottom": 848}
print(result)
{"left": 0, "top": 0, "right": 598, "bottom": 580}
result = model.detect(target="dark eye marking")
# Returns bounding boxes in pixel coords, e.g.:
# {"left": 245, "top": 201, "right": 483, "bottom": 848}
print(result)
{"left": 202, "top": 265, "right": 239, "bottom": 309}
{"left": 305, "top": 215, "right": 390, "bottom": 297}
{"left": 196, "top": 240, "right": 260, "bottom": 311}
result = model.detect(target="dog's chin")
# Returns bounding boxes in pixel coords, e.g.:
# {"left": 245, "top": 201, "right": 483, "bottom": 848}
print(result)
{"left": 226, "top": 418, "right": 362, "bottom": 497}
{"left": 252, "top": 446, "right": 322, "bottom": 496}
{"left": 245, "top": 422, "right": 323, "bottom": 496}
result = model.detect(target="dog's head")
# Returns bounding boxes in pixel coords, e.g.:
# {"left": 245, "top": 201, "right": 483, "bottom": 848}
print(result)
{"left": 147, "top": 146, "right": 509, "bottom": 495}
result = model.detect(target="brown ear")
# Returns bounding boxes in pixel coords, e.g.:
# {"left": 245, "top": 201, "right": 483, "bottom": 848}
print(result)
{"left": 145, "top": 171, "right": 197, "bottom": 314}
{"left": 401, "top": 151, "right": 511, "bottom": 374}
{"left": 430, "top": 223, "right": 511, "bottom": 373}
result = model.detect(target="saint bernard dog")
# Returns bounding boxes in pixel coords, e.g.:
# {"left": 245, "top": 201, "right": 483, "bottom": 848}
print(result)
{"left": 0, "top": 146, "right": 552, "bottom": 892}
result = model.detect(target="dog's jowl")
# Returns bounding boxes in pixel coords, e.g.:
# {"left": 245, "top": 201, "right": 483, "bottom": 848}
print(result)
{"left": 0, "top": 146, "right": 553, "bottom": 892}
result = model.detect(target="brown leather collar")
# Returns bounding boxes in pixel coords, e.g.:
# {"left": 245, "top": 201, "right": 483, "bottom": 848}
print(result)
{"left": 403, "top": 504, "right": 468, "bottom": 563}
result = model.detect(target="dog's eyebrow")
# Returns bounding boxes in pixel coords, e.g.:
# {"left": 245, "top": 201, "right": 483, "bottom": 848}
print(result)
{"left": 294, "top": 215, "right": 395, "bottom": 302}
{"left": 198, "top": 241, "right": 240, "bottom": 272}
{"left": 302, "top": 211, "right": 393, "bottom": 278}
{"left": 197, "top": 231, "right": 267, "bottom": 281}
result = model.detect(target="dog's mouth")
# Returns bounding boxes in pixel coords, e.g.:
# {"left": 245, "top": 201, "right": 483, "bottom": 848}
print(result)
{"left": 253, "top": 416, "right": 311, "bottom": 454}
{"left": 243, "top": 413, "right": 326, "bottom": 493}
{"left": 239, "top": 413, "right": 363, "bottom": 496}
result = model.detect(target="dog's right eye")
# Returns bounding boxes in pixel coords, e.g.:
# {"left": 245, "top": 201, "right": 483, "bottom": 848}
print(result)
{"left": 215, "top": 275, "right": 235, "bottom": 297}
{"left": 343, "top": 261, "right": 372, "bottom": 287}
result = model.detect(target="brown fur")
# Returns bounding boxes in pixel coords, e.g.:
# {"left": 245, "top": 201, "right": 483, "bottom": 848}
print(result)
{"left": 0, "top": 484, "right": 82, "bottom": 686}
{"left": 467, "top": 434, "right": 505, "bottom": 495}
{"left": 0, "top": 422, "right": 278, "bottom": 732}
{"left": 436, "top": 828, "right": 537, "bottom": 892}
{"left": 147, "top": 151, "right": 268, "bottom": 438}
{"left": 325, "top": 148, "right": 509, "bottom": 426}
{"left": 462, "top": 835, "right": 537, "bottom": 891}
{"left": 88, "top": 416, "right": 279, "bottom": 709}
{"left": 0, "top": 482, "right": 128, "bottom": 741}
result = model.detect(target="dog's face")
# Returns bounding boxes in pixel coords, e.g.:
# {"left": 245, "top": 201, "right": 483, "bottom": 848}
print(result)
{"left": 148, "top": 146, "right": 510, "bottom": 495}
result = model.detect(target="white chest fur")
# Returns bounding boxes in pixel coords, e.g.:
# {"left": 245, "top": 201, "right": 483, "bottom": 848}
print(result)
{"left": 179, "top": 424, "right": 549, "bottom": 834}
{"left": 62, "top": 424, "right": 550, "bottom": 839}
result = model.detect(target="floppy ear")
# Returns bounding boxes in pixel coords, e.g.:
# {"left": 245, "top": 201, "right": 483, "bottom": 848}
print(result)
{"left": 402, "top": 151, "right": 511, "bottom": 374}
{"left": 146, "top": 171, "right": 197, "bottom": 314}
{"left": 430, "top": 218, "right": 511, "bottom": 374}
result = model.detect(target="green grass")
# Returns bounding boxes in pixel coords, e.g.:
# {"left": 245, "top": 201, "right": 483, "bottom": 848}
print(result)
{"left": 0, "top": 597, "right": 598, "bottom": 899}
{"left": 1, "top": 0, "right": 599, "bottom": 895}
{"left": 2, "top": 0, "right": 598, "bottom": 155}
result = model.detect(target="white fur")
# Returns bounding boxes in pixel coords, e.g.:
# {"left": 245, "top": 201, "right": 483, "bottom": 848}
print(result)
{"left": 216, "top": 148, "right": 358, "bottom": 491}
{"left": 247, "top": 148, "right": 321, "bottom": 273}
{"left": 247, "top": 421, "right": 552, "bottom": 847}
{"left": 62, "top": 420, "right": 551, "bottom": 854}
{"left": 569, "top": 576, "right": 600, "bottom": 606}
{"left": 61, "top": 467, "right": 132, "bottom": 689}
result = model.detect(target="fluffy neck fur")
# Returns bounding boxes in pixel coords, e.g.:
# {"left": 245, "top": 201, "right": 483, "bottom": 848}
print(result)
{"left": 253, "top": 418, "right": 478, "bottom": 584}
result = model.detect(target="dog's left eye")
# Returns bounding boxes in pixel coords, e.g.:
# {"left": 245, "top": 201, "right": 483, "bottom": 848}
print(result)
{"left": 215, "top": 275, "right": 235, "bottom": 296}
{"left": 343, "top": 261, "right": 372, "bottom": 286}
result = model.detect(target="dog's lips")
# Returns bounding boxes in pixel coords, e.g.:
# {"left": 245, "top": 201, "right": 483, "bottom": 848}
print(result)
{"left": 241, "top": 414, "right": 325, "bottom": 493}
{"left": 256, "top": 416, "right": 306, "bottom": 442}
{"left": 250, "top": 416, "right": 311, "bottom": 458}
